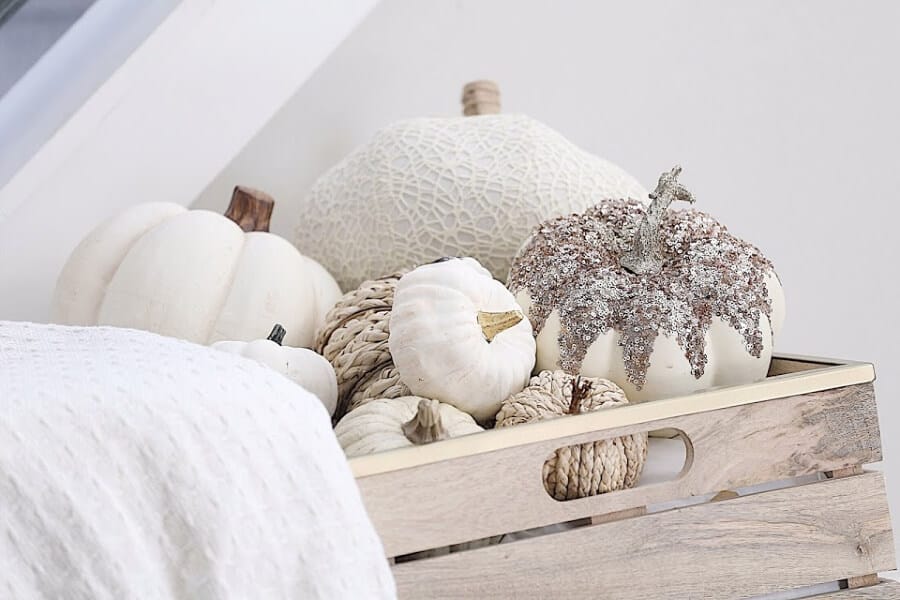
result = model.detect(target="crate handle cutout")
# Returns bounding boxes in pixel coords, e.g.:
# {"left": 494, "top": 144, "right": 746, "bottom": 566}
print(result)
{"left": 542, "top": 429, "right": 691, "bottom": 503}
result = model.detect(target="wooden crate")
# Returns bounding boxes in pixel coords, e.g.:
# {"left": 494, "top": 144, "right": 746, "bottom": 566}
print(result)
{"left": 350, "top": 355, "right": 897, "bottom": 598}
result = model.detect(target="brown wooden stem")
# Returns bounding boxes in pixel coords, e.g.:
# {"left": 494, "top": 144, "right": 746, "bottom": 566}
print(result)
{"left": 225, "top": 185, "right": 274, "bottom": 232}
{"left": 402, "top": 399, "right": 449, "bottom": 445}
{"left": 462, "top": 80, "right": 500, "bottom": 116}
{"left": 568, "top": 376, "right": 593, "bottom": 415}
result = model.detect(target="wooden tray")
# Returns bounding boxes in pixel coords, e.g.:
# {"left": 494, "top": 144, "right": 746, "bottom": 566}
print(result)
{"left": 350, "top": 355, "right": 896, "bottom": 598}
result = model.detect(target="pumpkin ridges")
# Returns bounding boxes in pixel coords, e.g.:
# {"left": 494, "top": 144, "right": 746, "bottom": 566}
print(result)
{"left": 335, "top": 396, "right": 482, "bottom": 458}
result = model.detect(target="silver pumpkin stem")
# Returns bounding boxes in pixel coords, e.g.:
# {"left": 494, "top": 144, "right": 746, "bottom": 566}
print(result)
{"left": 620, "top": 165, "right": 695, "bottom": 275}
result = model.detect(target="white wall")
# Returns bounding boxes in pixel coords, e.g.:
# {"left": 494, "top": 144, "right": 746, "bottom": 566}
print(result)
{"left": 196, "top": 0, "right": 900, "bottom": 566}
{"left": 0, "top": 0, "right": 376, "bottom": 321}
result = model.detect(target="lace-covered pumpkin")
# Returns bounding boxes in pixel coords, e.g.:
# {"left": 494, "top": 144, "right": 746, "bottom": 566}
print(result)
{"left": 295, "top": 81, "right": 646, "bottom": 290}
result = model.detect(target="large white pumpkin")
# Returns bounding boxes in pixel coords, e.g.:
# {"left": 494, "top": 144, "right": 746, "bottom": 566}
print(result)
{"left": 509, "top": 167, "right": 786, "bottom": 402}
{"left": 296, "top": 81, "right": 646, "bottom": 290}
{"left": 52, "top": 187, "right": 341, "bottom": 347}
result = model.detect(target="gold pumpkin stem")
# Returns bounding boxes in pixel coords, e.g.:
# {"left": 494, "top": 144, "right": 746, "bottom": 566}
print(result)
{"left": 225, "top": 185, "right": 274, "bottom": 232}
{"left": 402, "top": 399, "right": 449, "bottom": 445}
{"left": 477, "top": 310, "right": 524, "bottom": 342}
{"left": 461, "top": 80, "right": 500, "bottom": 116}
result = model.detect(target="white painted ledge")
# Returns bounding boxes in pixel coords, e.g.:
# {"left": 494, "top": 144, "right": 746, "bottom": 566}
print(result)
{"left": 0, "top": 0, "right": 377, "bottom": 321}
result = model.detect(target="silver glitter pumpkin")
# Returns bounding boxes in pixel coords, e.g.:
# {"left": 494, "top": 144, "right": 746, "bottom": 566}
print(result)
{"left": 508, "top": 167, "right": 786, "bottom": 402}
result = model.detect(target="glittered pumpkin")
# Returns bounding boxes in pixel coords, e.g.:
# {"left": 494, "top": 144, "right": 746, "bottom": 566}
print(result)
{"left": 496, "top": 370, "right": 647, "bottom": 500}
{"left": 295, "top": 81, "right": 646, "bottom": 290}
{"left": 509, "top": 167, "right": 786, "bottom": 402}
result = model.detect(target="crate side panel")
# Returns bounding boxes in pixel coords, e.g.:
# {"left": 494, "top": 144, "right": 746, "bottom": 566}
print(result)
{"left": 359, "top": 383, "right": 880, "bottom": 556}
{"left": 392, "top": 473, "right": 895, "bottom": 599}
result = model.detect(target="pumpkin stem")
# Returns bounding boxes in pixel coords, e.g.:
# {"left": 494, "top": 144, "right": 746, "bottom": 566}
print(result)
{"left": 402, "top": 398, "right": 449, "bottom": 445}
{"left": 568, "top": 376, "right": 593, "bottom": 415}
{"left": 225, "top": 186, "right": 274, "bottom": 232}
{"left": 267, "top": 324, "right": 286, "bottom": 346}
{"left": 620, "top": 166, "right": 695, "bottom": 275}
{"left": 461, "top": 80, "right": 500, "bottom": 116}
{"left": 477, "top": 310, "right": 524, "bottom": 342}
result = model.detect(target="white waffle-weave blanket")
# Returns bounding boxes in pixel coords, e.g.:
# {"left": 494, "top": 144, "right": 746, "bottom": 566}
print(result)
{"left": 0, "top": 321, "right": 395, "bottom": 599}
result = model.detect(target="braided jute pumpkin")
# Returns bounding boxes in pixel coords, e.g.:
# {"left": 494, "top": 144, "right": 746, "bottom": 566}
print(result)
{"left": 496, "top": 370, "right": 648, "bottom": 501}
{"left": 314, "top": 271, "right": 410, "bottom": 421}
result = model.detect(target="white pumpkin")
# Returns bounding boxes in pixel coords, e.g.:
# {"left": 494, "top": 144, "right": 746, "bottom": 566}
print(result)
{"left": 52, "top": 187, "right": 342, "bottom": 347}
{"left": 389, "top": 257, "right": 536, "bottom": 422}
{"left": 296, "top": 81, "right": 646, "bottom": 290}
{"left": 212, "top": 324, "right": 338, "bottom": 415}
{"left": 509, "top": 167, "right": 786, "bottom": 402}
{"left": 335, "top": 396, "right": 482, "bottom": 457}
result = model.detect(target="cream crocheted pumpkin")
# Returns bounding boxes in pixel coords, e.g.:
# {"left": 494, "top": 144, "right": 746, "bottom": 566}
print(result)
{"left": 335, "top": 396, "right": 482, "bottom": 457}
{"left": 509, "top": 167, "right": 786, "bottom": 402}
{"left": 390, "top": 257, "right": 535, "bottom": 423}
{"left": 496, "top": 370, "right": 648, "bottom": 501}
{"left": 53, "top": 187, "right": 341, "bottom": 348}
{"left": 296, "top": 81, "right": 646, "bottom": 290}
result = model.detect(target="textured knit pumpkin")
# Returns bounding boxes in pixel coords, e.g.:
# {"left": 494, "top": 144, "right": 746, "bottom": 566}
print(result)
{"left": 496, "top": 370, "right": 648, "bottom": 501}
{"left": 315, "top": 271, "right": 410, "bottom": 421}
{"left": 334, "top": 396, "right": 482, "bottom": 457}
{"left": 296, "top": 81, "right": 646, "bottom": 290}
{"left": 508, "top": 167, "right": 786, "bottom": 402}
{"left": 53, "top": 187, "right": 342, "bottom": 347}
{"left": 212, "top": 324, "right": 338, "bottom": 415}
{"left": 390, "top": 257, "right": 535, "bottom": 422}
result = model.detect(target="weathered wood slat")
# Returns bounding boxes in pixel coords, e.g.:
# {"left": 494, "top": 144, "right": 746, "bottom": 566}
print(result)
{"left": 352, "top": 358, "right": 875, "bottom": 479}
{"left": 813, "top": 579, "right": 900, "bottom": 598}
{"left": 358, "top": 382, "right": 880, "bottom": 556}
{"left": 391, "top": 472, "right": 895, "bottom": 599}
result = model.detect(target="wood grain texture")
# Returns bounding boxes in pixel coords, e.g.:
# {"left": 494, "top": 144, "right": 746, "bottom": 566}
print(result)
{"left": 351, "top": 357, "right": 875, "bottom": 478}
{"left": 391, "top": 472, "right": 895, "bottom": 599}
{"left": 358, "top": 382, "right": 880, "bottom": 556}
{"left": 814, "top": 579, "right": 900, "bottom": 597}
{"left": 224, "top": 185, "right": 274, "bottom": 232}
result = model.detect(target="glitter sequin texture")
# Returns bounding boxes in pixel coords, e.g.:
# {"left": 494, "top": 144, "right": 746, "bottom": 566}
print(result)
{"left": 507, "top": 199, "right": 776, "bottom": 389}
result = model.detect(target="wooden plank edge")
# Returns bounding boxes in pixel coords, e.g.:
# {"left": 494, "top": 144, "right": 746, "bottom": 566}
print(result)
{"left": 813, "top": 579, "right": 900, "bottom": 598}
{"left": 352, "top": 359, "right": 875, "bottom": 478}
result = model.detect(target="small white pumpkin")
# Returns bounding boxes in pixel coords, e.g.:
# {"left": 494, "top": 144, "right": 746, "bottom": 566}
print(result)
{"left": 296, "top": 81, "right": 646, "bottom": 290}
{"left": 389, "top": 257, "right": 535, "bottom": 422}
{"left": 212, "top": 324, "right": 338, "bottom": 415}
{"left": 334, "top": 396, "right": 482, "bottom": 457}
{"left": 52, "top": 187, "right": 342, "bottom": 347}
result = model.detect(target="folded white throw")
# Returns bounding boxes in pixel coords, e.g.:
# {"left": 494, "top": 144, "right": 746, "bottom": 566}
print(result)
{"left": 0, "top": 321, "right": 395, "bottom": 599}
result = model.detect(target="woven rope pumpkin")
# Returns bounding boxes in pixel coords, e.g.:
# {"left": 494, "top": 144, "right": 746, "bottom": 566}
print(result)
{"left": 314, "top": 271, "right": 410, "bottom": 421}
{"left": 496, "top": 370, "right": 648, "bottom": 500}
